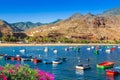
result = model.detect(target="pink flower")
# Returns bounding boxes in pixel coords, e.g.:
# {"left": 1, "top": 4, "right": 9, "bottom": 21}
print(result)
{"left": 15, "top": 64, "right": 20, "bottom": 67}
{"left": 9, "top": 68, "right": 13, "bottom": 73}
{"left": 0, "top": 66, "right": 3, "bottom": 70}
{"left": 45, "top": 72, "right": 55, "bottom": 80}
{"left": 0, "top": 75, "right": 7, "bottom": 80}
{"left": 37, "top": 70, "right": 55, "bottom": 80}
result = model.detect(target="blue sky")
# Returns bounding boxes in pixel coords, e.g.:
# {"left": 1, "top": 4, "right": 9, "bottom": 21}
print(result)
{"left": 0, "top": 0, "right": 120, "bottom": 23}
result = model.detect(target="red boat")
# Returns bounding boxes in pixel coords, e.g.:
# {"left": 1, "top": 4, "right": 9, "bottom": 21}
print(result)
{"left": 15, "top": 55, "right": 21, "bottom": 61}
{"left": 10, "top": 56, "right": 15, "bottom": 61}
{"left": 106, "top": 66, "right": 120, "bottom": 76}
{"left": 111, "top": 48, "right": 115, "bottom": 51}
{"left": 16, "top": 57, "right": 21, "bottom": 61}
{"left": 106, "top": 69, "right": 119, "bottom": 76}
{"left": 33, "top": 58, "right": 42, "bottom": 63}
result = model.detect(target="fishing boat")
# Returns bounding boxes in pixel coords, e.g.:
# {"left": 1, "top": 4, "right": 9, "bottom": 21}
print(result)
{"left": 106, "top": 69, "right": 119, "bottom": 76}
{"left": 44, "top": 47, "right": 48, "bottom": 53}
{"left": 111, "top": 47, "right": 115, "bottom": 51}
{"left": 94, "top": 50, "right": 99, "bottom": 54}
{"left": 32, "top": 58, "right": 42, "bottom": 63}
{"left": 76, "top": 58, "right": 90, "bottom": 70}
{"left": 87, "top": 47, "right": 91, "bottom": 50}
{"left": 76, "top": 64, "right": 90, "bottom": 70}
{"left": 52, "top": 49, "right": 63, "bottom": 64}
{"left": 53, "top": 49, "right": 58, "bottom": 54}
{"left": 4, "top": 56, "right": 12, "bottom": 60}
{"left": 21, "top": 56, "right": 32, "bottom": 61}
{"left": 106, "top": 49, "right": 111, "bottom": 53}
{"left": 91, "top": 46, "right": 94, "bottom": 49}
{"left": 15, "top": 55, "right": 21, "bottom": 61}
{"left": 19, "top": 49, "right": 25, "bottom": 53}
{"left": 97, "top": 61, "right": 114, "bottom": 69}
{"left": 52, "top": 58, "right": 62, "bottom": 64}
{"left": 42, "top": 59, "right": 52, "bottom": 64}
{"left": 106, "top": 66, "right": 120, "bottom": 76}
{"left": 0, "top": 54, "right": 6, "bottom": 59}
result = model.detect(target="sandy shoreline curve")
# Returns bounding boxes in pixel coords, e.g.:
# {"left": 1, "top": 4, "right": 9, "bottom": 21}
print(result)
{"left": 0, "top": 43, "right": 120, "bottom": 46}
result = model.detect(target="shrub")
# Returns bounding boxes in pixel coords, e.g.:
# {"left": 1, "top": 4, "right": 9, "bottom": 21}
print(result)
{"left": 0, "top": 64, "right": 54, "bottom": 80}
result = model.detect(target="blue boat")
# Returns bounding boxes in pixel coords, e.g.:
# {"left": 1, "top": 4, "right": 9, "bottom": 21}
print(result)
{"left": 42, "top": 59, "right": 52, "bottom": 64}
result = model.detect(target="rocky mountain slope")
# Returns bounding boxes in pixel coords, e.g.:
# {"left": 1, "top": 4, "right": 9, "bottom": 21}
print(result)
{"left": 25, "top": 13, "right": 120, "bottom": 41}
{"left": 103, "top": 7, "right": 120, "bottom": 16}
{"left": 0, "top": 20, "right": 13, "bottom": 36}
{"left": 11, "top": 19, "right": 62, "bottom": 31}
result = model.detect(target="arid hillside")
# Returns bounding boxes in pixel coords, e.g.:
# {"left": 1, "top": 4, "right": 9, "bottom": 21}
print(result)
{"left": 0, "top": 20, "right": 13, "bottom": 36}
{"left": 25, "top": 13, "right": 120, "bottom": 41}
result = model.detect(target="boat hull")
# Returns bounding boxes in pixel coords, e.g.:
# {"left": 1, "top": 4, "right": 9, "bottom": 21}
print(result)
{"left": 97, "top": 64, "right": 114, "bottom": 69}
{"left": 76, "top": 65, "right": 91, "bottom": 70}
{"left": 97, "top": 62, "right": 114, "bottom": 69}
{"left": 106, "top": 69, "right": 119, "bottom": 76}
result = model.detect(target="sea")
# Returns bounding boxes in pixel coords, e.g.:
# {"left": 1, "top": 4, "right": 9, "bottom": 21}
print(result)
{"left": 0, "top": 45, "right": 120, "bottom": 80}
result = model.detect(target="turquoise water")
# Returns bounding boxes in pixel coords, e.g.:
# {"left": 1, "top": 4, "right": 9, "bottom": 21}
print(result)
{"left": 0, "top": 46, "right": 120, "bottom": 80}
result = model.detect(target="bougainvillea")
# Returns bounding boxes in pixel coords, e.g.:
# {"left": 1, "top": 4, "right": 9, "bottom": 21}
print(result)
{"left": 0, "top": 64, "right": 54, "bottom": 80}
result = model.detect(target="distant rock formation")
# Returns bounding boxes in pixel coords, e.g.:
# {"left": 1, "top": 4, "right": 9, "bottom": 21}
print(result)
{"left": 0, "top": 20, "right": 13, "bottom": 36}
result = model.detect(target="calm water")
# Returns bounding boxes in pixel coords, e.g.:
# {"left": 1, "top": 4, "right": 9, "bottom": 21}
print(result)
{"left": 0, "top": 45, "right": 120, "bottom": 80}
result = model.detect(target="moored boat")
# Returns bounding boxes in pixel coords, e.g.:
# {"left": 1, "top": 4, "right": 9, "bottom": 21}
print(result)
{"left": 97, "top": 61, "right": 114, "bottom": 69}
{"left": 33, "top": 58, "right": 42, "bottom": 63}
{"left": 21, "top": 56, "right": 32, "bottom": 61}
{"left": 106, "top": 69, "right": 119, "bottom": 76}
{"left": 42, "top": 59, "right": 52, "bottom": 64}
{"left": 15, "top": 55, "right": 21, "bottom": 61}
{"left": 106, "top": 66, "right": 120, "bottom": 76}
{"left": 76, "top": 64, "right": 91, "bottom": 70}
{"left": 52, "top": 58, "right": 62, "bottom": 64}
{"left": 0, "top": 54, "right": 7, "bottom": 59}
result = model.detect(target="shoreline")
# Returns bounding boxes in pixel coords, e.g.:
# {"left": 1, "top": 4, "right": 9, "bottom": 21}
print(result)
{"left": 0, "top": 43, "right": 120, "bottom": 46}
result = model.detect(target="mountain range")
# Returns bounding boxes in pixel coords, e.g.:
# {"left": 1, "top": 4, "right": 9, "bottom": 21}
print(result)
{"left": 1, "top": 7, "right": 120, "bottom": 41}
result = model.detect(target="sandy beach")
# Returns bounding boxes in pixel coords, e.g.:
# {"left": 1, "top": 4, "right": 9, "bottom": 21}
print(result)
{"left": 0, "top": 43, "right": 120, "bottom": 46}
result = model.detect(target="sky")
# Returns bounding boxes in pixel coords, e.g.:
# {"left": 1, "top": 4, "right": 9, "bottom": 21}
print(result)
{"left": 0, "top": 0, "right": 120, "bottom": 23}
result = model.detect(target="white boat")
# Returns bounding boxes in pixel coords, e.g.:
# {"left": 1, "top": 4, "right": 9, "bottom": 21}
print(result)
{"left": 87, "top": 48, "right": 91, "bottom": 50}
{"left": 76, "top": 64, "right": 90, "bottom": 70}
{"left": 44, "top": 47, "right": 48, "bottom": 53}
{"left": 91, "top": 46, "right": 94, "bottom": 49}
{"left": 53, "top": 49, "right": 58, "bottom": 54}
{"left": 65, "top": 48, "right": 68, "bottom": 51}
{"left": 118, "top": 46, "right": 120, "bottom": 49}
{"left": 106, "top": 49, "right": 111, "bottom": 53}
{"left": 19, "top": 49, "right": 25, "bottom": 53}
{"left": 52, "top": 59, "right": 62, "bottom": 64}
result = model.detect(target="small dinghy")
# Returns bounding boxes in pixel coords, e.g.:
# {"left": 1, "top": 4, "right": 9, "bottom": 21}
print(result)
{"left": 44, "top": 47, "right": 48, "bottom": 53}
{"left": 76, "top": 64, "right": 90, "bottom": 70}
{"left": 106, "top": 66, "right": 120, "bottom": 76}
{"left": 52, "top": 58, "right": 62, "bottom": 64}
{"left": 19, "top": 49, "right": 25, "bottom": 53}
{"left": 106, "top": 49, "right": 111, "bottom": 53}
{"left": 76, "top": 58, "right": 91, "bottom": 70}
{"left": 15, "top": 55, "right": 21, "bottom": 61}
{"left": 0, "top": 54, "right": 7, "bottom": 59}
{"left": 97, "top": 61, "right": 114, "bottom": 69}
{"left": 21, "top": 56, "right": 32, "bottom": 61}
{"left": 32, "top": 58, "right": 42, "bottom": 63}
{"left": 87, "top": 48, "right": 91, "bottom": 50}
{"left": 4, "top": 56, "right": 15, "bottom": 60}
{"left": 42, "top": 59, "right": 52, "bottom": 64}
